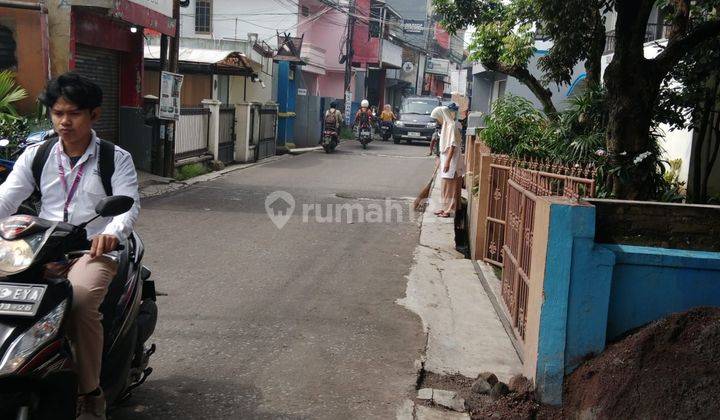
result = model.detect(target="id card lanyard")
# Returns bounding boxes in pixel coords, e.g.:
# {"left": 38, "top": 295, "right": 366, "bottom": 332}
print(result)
{"left": 56, "top": 146, "right": 87, "bottom": 223}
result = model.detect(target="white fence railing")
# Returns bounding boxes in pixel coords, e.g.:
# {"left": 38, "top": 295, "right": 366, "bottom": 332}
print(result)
{"left": 175, "top": 108, "right": 210, "bottom": 158}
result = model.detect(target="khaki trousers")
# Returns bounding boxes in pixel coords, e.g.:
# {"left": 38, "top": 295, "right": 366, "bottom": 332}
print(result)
{"left": 441, "top": 175, "right": 462, "bottom": 214}
{"left": 67, "top": 255, "right": 117, "bottom": 394}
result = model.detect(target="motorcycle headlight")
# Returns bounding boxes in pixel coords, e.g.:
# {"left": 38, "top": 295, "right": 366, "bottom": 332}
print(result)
{"left": 0, "top": 234, "right": 44, "bottom": 276}
{"left": 426, "top": 122, "right": 437, "bottom": 128}
{"left": 395, "top": 121, "right": 405, "bottom": 127}
{"left": 0, "top": 300, "right": 67, "bottom": 375}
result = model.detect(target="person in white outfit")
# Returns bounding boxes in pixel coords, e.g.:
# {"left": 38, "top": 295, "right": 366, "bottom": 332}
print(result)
{"left": 430, "top": 103, "right": 464, "bottom": 217}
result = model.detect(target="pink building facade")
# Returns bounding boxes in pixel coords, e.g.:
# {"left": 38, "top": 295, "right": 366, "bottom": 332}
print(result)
{"left": 297, "top": 0, "right": 354, "bottom": 99}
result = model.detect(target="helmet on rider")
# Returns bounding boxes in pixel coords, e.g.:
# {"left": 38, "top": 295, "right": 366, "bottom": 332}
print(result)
{"left": 361, "top": 99, "right": 369, "bottom": 108}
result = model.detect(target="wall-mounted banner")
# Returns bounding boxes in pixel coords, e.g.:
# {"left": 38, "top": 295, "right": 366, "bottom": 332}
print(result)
{"left": 159, "top": 71, "right": 183, "bottom": 120}
{"left": 425, "top": 58, "right": 450, "bottom": 75}
{"left": 402, "top": 20, "right": 424, "bottom": 34}
{"left": 344, "top": 91, "right": 353, "bottom": 125}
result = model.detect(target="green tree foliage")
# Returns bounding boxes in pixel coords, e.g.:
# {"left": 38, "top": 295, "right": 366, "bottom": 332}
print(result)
{"left": 435, "top": 0, "right": 720, "bottom": 199}
{"left": 435, "top": 0, "right": 558, "bottom": 116}
{"left": 483, "top": 89, "right": 676, "bottom": 200}
{"left": 482, "top": 94, "right": 549, "bottom": 158}
{"left": 0, "top": 70, "right": 27, "bottom": 124}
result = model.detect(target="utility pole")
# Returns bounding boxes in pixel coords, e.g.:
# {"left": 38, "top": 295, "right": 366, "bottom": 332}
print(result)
{"left": 343, "top": 0, "right": 355, "bottom": 125}
{"left": 164, "top": 0, "right": 180, "bottom": 177}
{"left": 343, "top": 0, "right": 355, "bottom": 94}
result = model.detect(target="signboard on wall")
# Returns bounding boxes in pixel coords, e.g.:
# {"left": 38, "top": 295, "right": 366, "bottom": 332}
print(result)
{"left": 403, "top": 20, "right": 424, "bottom": 34}
{"left": 297, "top": 88, "right": 307, "bottom": 96}
{"left": 128, "top": 0, "right": 173, "bottom": 17}
{"left": 159, "top": 71, "right": 183, "bottom": 120}
{"left": 425, "top": 58, "right": 450, "bottom": 75}
{"left": 344, "top": 91, "right": 353, "bottom": 125}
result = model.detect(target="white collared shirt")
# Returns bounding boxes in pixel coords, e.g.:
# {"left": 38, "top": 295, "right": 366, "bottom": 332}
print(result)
{"left": 0, "top": 131, "right": 140, "bottom": 240}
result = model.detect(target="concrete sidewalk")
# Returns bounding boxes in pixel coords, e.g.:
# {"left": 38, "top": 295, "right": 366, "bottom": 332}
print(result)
{"left": 397, "top": 171, "right": 522, "bottom": 419}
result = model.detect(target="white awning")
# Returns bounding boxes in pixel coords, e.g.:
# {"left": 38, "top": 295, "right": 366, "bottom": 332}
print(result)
{"left": 144, "top": 45, "right": 258, "bottom": 66}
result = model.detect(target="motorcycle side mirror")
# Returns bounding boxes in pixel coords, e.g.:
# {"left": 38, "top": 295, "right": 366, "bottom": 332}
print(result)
{"left": 95, "top": 195, "right": 134, "bottom": 218}
{"left": 0, "top": 139, "right": 9, "bottom": 147}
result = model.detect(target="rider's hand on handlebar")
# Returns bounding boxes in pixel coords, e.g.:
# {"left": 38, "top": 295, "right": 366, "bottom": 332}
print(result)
{"left": 90, "top": 234, "right": 119, "bottom": 258}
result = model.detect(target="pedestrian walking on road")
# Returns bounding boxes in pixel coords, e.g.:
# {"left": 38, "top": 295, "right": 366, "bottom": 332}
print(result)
{"left": 431, "top": 103, "right": 464, "bottom": 218}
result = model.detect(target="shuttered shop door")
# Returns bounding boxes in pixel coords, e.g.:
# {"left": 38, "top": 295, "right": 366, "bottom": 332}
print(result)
{"left": 74, "top": 45, "right": 120, "bottom": 143}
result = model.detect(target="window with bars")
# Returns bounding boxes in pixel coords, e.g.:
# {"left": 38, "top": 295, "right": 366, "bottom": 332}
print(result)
{"left": 195, "top": 0, "right": 212, "bottom": 34}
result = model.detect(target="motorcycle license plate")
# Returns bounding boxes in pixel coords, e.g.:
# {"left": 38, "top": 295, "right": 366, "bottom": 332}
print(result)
{"left": 361, "top": 131, "right": 370, "bottom": 136}
{"left": 0, "top": 283, "right": 47, "bottom": 316}
{"left": 408, "top": 132, "right": 421, "bottom": 137}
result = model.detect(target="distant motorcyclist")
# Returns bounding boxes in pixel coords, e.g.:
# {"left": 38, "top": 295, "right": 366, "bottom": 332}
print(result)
{"left": 379, "top": 104, "right": 396, "bottom": 140}
{"left": 321, "top": 101, "right": 343, "bottom": 144}
{"left": 353, "top": 99, "right": 375, "bottom": 131}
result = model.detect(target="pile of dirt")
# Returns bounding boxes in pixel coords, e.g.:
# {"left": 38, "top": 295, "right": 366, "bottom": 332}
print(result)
{"left": 418, "top": 372, "right": 562, "bottom": 419}
{"left": 470, "top": 393, "right": 561, "bottom": 420}
{"left": 564, "top": 307, "right": 720, "bottom": 419}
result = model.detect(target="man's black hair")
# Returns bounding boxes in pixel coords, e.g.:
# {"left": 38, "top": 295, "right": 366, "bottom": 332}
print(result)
{"left": 39, "top": 72, "right": 103, "bottom": 111}
{"left": 330, "top": 101, "right": 338, "bottom": 109}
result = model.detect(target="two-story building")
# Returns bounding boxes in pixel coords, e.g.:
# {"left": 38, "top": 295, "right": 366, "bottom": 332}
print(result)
{"left": 296, "top": 0, "right": 353, "bottom": 100}
{"left": 169, "top": 0, "right": 283, "bottom": 105}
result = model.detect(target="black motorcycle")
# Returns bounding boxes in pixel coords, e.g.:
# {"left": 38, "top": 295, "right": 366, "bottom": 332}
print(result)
{"left": 357, "top": 125, "right": 373, "bottom": 150}
{"left": 0, "top": 195, "right": 157, "bottom": 419}
{"left": 379, "top": 122, "right": 393, "bottom": 141}
{"left": 321, "top": 129, "right": 339, "bottom": 154}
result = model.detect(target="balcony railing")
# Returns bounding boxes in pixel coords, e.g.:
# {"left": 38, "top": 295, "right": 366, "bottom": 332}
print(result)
{"left": 604, "top": 23, "right": 672, "bottom": 54}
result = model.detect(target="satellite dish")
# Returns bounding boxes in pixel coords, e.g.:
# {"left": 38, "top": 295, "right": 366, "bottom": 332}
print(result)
{"left": 402, "top": 62, "right": 414, "bottom": 73}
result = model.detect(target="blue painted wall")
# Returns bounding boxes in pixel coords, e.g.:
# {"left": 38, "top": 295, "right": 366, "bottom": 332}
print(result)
{"left": 602, "top": 244, "right": 720, "bottom": 340}
{"left": 535, "top": 202, "right": 614, "bottom": 404}
{"left": 533, "top": 199, "right": 720, "bottom": 405}
{"left": 565, "top": 208, "right": 615, "bottom": 371}
{"left": 535, "top": 204, "right": 574, "bottom": 404}
{"left": 276, "top": 61, "right": 296, "bottom": 146}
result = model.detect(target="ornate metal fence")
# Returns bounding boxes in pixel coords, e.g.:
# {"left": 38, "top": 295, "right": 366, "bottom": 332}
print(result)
{"left": 484, "top": 157, "right": 596, "bottom": 340}
{"left": 484, "top": 155, "right": 512, "bottom": 267}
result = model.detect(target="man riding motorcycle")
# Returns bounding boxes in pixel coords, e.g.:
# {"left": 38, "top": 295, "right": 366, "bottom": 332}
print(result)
{"left": 0, "top": 72, "right": 140, "bottom": 420}
{"left": 353, "top": 100, "right": 375, "bottom": 134}
{"left": 321, "top": 101, "right": 343, "bottom": 144}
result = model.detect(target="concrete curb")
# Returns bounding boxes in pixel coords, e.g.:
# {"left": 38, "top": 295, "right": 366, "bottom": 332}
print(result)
{"left": 139, "top": 154, "right": 292, "bottom": 198}
{"left": 288, "top": 146, "right": 322, "bottom": 154}
{"left": 396, "top": 167, "right": 522, "bottom": 419}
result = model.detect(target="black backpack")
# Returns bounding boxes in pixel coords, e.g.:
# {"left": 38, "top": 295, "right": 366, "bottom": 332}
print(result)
{"left": 31, "top": 137, "right": 115, "bottom": 197}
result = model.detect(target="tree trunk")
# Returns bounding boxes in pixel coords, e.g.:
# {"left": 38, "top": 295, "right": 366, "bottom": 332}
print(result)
{"left": 604, "top": 64, "right": 661, "bottom": 198}
{"left": 604, "top": 0, "right": 660, "bottom": 199}
{"left": 484, "top": 61, "right": 559, "bottom": 117}
{"left": 703, "top": 112, "right": 720, "bottom": 201}
{"left": 690, "top": 75, "right": 719, "bottom": 202}
{"left": 585, "top": 8, "right": 606, "bottom": 87}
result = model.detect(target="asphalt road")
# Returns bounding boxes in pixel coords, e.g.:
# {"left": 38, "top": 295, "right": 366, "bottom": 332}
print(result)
{"left": 111, "top": 140, "right": 436, "bottom": 419}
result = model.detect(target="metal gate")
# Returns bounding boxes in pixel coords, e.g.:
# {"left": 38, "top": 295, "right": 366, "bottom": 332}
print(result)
{"left": 295, "top": 95, "right": 322, "bottom": 148}
{"left": 256, "top": 105, "right": 278, "bottom": 160}
{"left": 484, "top": 155, "right": 511, "bottom": 267}
{"left": 218, "top": 106, "right": 236, "bottom": 164}
{"left": 501, "top": 170, "right": 536, "bottom": 340}
{"left": 494, "top": 160, "right": 597, "bottom": 341}
{"left": 74, "top": 45, "right": 120, "bottom": 143}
